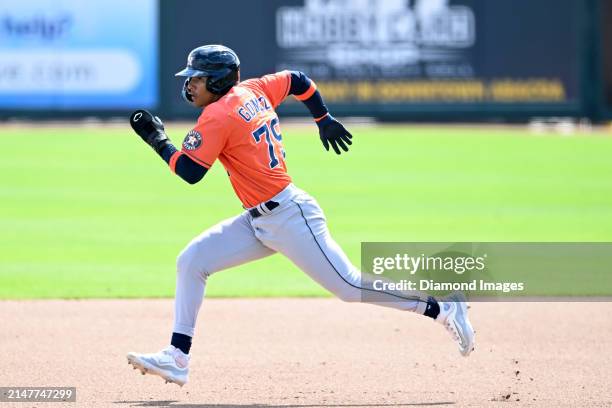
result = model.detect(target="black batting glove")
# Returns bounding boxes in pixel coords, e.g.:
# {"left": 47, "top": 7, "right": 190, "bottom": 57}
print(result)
{"left": 316, "top": 114, "right": 353, "bottom": 155}
{"left": 129, "top": 109, "right": 171, "bottom": 154}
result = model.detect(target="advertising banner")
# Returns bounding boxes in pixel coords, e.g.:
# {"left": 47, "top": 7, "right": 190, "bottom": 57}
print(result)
{"left": 601, "top": 0, "right": 612, "bottom": 114}
{"left": 274, "top": 0, "right": 580, "bottom": 106}
{"left": 0, "top": 0, "right": 158, "bottom": 110}
{"left": 160, "top": 0, "right": 584, "bottom": 118}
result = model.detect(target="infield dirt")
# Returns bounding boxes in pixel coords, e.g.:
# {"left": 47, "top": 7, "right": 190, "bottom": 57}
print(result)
{"left": 1, "top": 299, "right": 610, "bottom": 407}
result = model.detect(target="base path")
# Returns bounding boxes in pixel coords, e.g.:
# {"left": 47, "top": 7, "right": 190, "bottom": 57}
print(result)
{"left": 1, "top": 299, "right": 610, "bottom": 407}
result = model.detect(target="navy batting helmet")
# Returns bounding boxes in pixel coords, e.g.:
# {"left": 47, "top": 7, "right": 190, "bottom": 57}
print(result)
{"left": 175, "top": 45, "right": 240, "bottom": 100}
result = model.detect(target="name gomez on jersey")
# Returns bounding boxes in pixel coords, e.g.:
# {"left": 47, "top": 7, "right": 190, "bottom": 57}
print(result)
{"left": 236, "top": 96, "right": 272, "bottom": 122}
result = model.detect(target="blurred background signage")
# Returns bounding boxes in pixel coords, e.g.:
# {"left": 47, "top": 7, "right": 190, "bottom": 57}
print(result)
{"left": 0, "top": 0, "right": 158, "bottom": 109}
{"left": 2, "top": 0, "right": 610, "bottom": 120}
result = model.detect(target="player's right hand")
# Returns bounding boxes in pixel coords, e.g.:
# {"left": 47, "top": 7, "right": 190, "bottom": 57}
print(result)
{"left": 129, "top": 109, "right": 170, "bottom": 153}
{"left": 316, "top": 114, "right": 353, "bottom": 155}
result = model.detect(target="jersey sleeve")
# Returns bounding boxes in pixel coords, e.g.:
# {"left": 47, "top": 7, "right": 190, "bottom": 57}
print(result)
{"left": 179, "top": 110, "right": 228, "bottom": 169}
{"left": 251, "top": 71, "right": 292, "bottom": 108}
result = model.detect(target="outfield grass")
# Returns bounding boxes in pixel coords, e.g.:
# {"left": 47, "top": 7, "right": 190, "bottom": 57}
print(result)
{"left": 1, "top": 123, "right": 612, "bottom": 298}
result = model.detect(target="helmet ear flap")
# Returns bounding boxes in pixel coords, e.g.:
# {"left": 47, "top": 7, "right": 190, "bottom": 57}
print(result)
{"left": 205, "top": 68, "right": 239, "bottom": 95}
{"left": 205, "top": 77, "right": 221, "bottom": 95}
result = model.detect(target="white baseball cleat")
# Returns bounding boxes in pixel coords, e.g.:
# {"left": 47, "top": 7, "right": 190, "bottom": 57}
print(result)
{"left": 436, "top": 292, "right": 475, "bottom": 357}
{"left": 127, "top": 345, "right": 190, "bottom": 386}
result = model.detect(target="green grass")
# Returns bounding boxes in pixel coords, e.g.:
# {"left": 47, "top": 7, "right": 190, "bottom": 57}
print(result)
{"left": 1, "top": 123, "right": 612, "bottom": 298}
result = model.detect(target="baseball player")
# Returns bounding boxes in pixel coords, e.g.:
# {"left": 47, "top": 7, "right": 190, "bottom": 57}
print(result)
{"left": 127, "top": 45, "right": 475, "bottom": 386}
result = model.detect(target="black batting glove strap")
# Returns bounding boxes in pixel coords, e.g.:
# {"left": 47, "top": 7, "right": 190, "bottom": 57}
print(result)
{"left": 316, "top": 115, "right": 353, "bottom": 155}
{"left": 129, "top": 109, "right": 171, "bottom": 154}
{"left": 160, "top": 143, "right": 178, "bottom": 164}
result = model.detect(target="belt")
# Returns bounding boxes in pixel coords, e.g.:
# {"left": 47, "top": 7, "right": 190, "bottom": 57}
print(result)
{"left": 249, "top": 200, "right": 280, "bottom": 218}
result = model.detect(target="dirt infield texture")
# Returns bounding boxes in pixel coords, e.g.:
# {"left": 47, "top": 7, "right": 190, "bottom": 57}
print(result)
{"left": 1, "top": 300, "right": 611, "bottom": 407}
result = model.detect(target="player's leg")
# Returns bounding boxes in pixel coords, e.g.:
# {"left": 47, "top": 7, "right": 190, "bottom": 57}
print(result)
{"left": 173, "top": 212, "right": 275, "bottom": 337}
{"left": 253, "top": 192, "right": 475, "bottom": 356}
{"left": 127, "top": 212, "right": 275, "bottom": 385}
{"left": 254, "top": 194, "right": 428, "bottom": 312}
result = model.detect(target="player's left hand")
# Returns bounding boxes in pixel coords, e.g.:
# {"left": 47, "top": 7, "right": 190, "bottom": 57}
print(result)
{"left": 317, "top": 114, "right": 353, "bottom": 155}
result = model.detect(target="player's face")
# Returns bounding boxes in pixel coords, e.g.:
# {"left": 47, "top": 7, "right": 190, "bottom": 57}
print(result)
{"left": 187, "top": 77, "right": 219, "bottom": 108}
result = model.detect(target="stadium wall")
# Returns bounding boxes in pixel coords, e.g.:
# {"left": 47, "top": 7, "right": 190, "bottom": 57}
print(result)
{"left": 1, "top": 0, "right": 610, "bottom": 121}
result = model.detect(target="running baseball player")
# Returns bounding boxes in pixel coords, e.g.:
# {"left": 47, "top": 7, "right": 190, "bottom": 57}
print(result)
{"left": 127, "top": 45, "right": 475, "bottom": 386}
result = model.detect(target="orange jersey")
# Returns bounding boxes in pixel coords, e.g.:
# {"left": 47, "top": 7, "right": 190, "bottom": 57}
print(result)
{"left": 177, "top": 71, "right": 295, "bottom": 208}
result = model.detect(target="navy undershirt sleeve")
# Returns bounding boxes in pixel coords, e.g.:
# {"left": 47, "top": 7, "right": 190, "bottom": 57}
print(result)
{"left": 289, "top": 71, "right": 329, "bottom": 120}
{"left": 158, "top": 143, "right": 208, "bottom": 185}
{"left": 289, "top": 71, "right": 311, "bottom": 95}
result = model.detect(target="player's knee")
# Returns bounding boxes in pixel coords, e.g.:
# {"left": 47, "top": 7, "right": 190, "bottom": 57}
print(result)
{"left": 176, "top": 247, "right": 208, "bottom": 281}
{"left": 176, "top": 249, "right": 192, "bottom": 277}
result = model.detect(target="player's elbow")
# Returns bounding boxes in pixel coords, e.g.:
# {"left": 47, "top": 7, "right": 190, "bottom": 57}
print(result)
{"left": 174, "top": 154, "right": 208, "bottom": 184}
{"left": 182, "top": 171, "right": 205, "bottom": 185}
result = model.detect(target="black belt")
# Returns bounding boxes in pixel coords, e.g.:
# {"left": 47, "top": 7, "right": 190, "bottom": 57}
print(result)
{"left": 249, "top": 200, "right": 280, "bottom": 218}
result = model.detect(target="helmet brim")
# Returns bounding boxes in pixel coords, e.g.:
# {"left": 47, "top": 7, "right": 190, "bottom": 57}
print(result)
{"left": 174, "top": 67, "right": 209, "bottom": 77}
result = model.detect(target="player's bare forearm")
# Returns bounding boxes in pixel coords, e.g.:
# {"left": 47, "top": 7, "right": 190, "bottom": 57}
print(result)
{"left": 129, "top": 110, "right": 207, "bottom": 184}
{"left": 288, "top": 71, "right": 353, "bottom": 155}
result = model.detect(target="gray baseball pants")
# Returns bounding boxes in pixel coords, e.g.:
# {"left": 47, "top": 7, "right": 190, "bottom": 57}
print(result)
{"left": 173, "top": 184, "right": 428, "bottom": 337}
